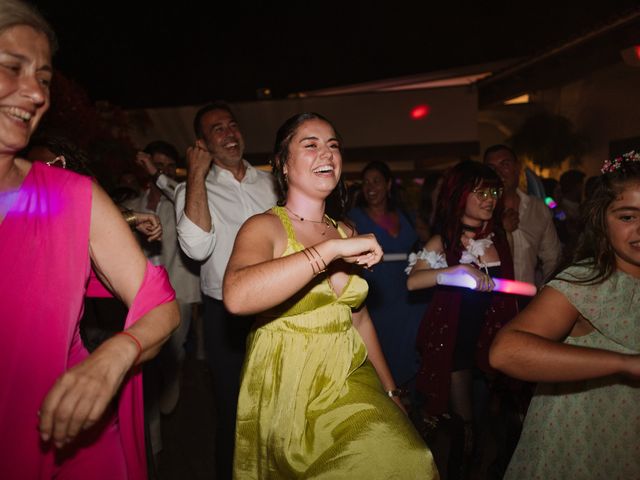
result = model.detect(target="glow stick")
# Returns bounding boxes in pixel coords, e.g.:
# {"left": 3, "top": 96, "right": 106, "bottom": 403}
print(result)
{"left": 436, "top": 272, "right": 537, "bottom": 296}
{"left": 544, "top": 196, "right": 558, "bottom": 209}
{"left": 383, "top": 253, "right": 408, "bottom": 262}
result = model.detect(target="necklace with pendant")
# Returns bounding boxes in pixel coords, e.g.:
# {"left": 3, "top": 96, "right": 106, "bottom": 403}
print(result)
{"left": 285, "top": 206, "right": 332, "bottom": 236}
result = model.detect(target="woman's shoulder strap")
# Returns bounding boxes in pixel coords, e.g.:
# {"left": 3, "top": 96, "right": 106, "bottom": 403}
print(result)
{"left": 271, "top": 205, "right": 296, "bottom": 240}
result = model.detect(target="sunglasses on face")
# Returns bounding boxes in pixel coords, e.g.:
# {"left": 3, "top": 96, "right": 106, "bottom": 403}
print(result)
{"left": 472, "top": 187, "right": 502, "bottom": 200}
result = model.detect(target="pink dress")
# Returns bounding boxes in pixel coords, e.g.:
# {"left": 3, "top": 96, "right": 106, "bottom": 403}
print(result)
{"left": 0, "top": 162, "right": 175, "bottom": 479}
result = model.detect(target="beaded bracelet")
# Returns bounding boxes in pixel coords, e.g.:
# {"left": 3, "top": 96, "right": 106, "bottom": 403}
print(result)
{"left": 116, "top": 331, "right": 142, "bottom": 365}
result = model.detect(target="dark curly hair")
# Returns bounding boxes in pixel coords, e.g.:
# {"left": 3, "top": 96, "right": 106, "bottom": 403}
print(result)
{"left": 561, "top": 159, "right": 640, "bottom": 284}
{"left": 27, "top": 135, "right": 94, "bottom": 176}
{"left": 270, "top": 112, "right": 348, "bottom": 219}
{"left": 435, "top": 160, "right": 505, "bottom": 265}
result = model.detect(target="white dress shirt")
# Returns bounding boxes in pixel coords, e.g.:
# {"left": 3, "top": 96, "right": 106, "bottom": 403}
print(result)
{"left": 512, "top": 189, "right": 562, "bottom": 286}
{"left": 123, "top": 185, "right": 201, "bottom": 304}
{"left": 155, "top": 173, "right": 178, "bottom": 200}
{"left": 175, "top": 160, "right": 277, "bottom": 299}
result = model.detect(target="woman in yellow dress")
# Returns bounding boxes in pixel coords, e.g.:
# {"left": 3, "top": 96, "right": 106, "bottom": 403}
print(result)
{"left": 223, "top": 113, "right": 438, "bottom": 479}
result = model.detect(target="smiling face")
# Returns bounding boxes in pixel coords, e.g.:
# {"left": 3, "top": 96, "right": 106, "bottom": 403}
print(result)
{"left": 283, "top": 118, "right": 342, "bottom": 200}
{"left": 463, "top": 182, "right": 498, "bottom": 224}
{"left": 606, "top": 181, "right": 640, "bottom": 276}
{"left": 0, "top": 25, "right": 52, "bottom": 155}
{"left": 199, "top": 108, "right": 245, "bottom": 169}
{"left": 362, "top": 168, "right": 390, "bottom": 209}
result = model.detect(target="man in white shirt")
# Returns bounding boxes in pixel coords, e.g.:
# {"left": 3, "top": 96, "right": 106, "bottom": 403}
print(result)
{"left": 175, "top": 102, "right": 277, "bottom": 479}
{"left": 124, "top": 141, "right": 201, "bottom": 457}
{"left": 483, "top": 145, "right": 561, "bottom": 288}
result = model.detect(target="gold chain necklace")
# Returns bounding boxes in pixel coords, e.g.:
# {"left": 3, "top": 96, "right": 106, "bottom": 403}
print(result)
{"left": 285, "top": 206, "right": 332, "bottom": 235}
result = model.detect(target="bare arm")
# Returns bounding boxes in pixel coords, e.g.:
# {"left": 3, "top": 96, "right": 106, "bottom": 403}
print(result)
{"left": 39, "top": 183, "right": 179, "bottom": 448}
{"left": 135, "top": 151, "right": 178, "bottom": 201}
{"left": 183, "top": 142, "right": 213, "bottom": 232}
{"left": 407, "top": 235, "right": 493, "bottom": 291}
{"left": 223, "top": 215, "right": 383, "bottom": 315}
{"left": 352, "top": 306, "right": 405, "bottom": 412}
{"left": 489, "top": 285, "right": 640, "bottom": 382}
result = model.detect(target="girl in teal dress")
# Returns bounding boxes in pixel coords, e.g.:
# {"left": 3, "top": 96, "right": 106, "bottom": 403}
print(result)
{"left": 490, "top": 152, "right": 640, "bottom": 479}
{"left": 223, "top": 113, "right": 438, "bottom": 479}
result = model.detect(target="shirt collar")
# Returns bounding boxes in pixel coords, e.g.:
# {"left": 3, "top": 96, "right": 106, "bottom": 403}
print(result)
{"left": 210, "top": 159, "right": 259, "bottom": 183}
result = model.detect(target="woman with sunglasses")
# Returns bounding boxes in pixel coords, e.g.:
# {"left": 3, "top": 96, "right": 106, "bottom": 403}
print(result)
{"left": 406, "top": 161, "right": 519, "bottom": 478}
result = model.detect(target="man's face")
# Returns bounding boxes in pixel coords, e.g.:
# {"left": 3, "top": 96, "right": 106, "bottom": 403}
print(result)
{"left": 199, "top": 109, "right": 245, "bottom": 169}
{"left": 152, "top": 152, "right": 176, "bottom": 179}
{"left": 485, "top": 149, "right": 521, "bottom": 192}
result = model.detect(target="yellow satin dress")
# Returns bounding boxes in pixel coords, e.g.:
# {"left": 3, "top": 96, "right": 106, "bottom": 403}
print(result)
{"left": 233, "top": 206, "right": 438, "bottom": 479}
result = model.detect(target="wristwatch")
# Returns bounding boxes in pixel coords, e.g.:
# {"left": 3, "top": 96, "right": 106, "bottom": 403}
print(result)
{"left": 386, "top": 388, "right": 403, "bottom": 398}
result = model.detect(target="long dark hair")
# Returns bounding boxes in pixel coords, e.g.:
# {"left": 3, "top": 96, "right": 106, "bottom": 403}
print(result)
{"left": 561, "top": 158, "right": 640, "bottom": 284}
{"left": 418, "top": 171, "right": 444, "bottom": 227}
{"left": 28, "top": 135, "right": 94, "bottom": 177}
{"left": 435, "top": 161, "right": 504, "bottom": 264}
{"left": 270, "top": 112, "right": 348, "bottom": 219}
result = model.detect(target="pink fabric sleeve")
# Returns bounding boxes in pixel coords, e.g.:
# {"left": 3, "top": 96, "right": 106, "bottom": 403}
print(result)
{"left": 86, "top": 268, "right": 114, "bottom": 298}
{"left": 118, "top": 261, "right": 176, "bottom": 480}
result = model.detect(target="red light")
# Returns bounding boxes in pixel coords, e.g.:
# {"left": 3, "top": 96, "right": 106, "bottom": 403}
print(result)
{"left": 635, "top": 45, "right": 640, "bottom": 60}
{"left": 410, "top": 104, "right": 430, "bottom": 120}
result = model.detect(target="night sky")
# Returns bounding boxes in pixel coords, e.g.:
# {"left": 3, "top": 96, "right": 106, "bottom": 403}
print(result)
{"left": 33, "top": 0, "right": 640, "bottom": 108}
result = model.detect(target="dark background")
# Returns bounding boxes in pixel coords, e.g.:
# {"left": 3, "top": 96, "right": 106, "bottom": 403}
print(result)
{"left": 33, "top": 1, "right": 640, "bottom": 108}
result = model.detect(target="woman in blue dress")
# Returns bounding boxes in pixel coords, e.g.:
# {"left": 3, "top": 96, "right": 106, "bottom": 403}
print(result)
{"left": 348, "top": 161, "right": 428, "bottom": 388}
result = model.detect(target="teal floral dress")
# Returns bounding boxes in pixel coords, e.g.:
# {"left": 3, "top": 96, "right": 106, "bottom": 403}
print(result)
{"left": 505, "top": 264, "right": 640, "bottom": 479}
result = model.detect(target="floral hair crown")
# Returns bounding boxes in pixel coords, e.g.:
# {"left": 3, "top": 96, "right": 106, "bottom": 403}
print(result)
{"left": 601, "top": 150, "right": 640, "bottom": 174}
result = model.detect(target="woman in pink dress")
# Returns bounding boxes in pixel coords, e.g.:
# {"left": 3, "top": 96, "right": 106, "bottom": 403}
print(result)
{"left": 0, "top": 1, "right": 179, "bottom": 478}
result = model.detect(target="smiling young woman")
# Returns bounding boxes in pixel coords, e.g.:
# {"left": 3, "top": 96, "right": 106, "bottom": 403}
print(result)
{"left": 223, "top": 112, "right": 438, "bottom": 479}
{"left": 347, "top": 161, "right": 429, "bottom": 394}
{"left": 406, "top": 160, "right": 519, "bottom": 478}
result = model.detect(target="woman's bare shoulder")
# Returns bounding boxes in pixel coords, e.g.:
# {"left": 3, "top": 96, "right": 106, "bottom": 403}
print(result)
{"left": 423, "top": 234, "right": 444, "bottom": 252}
{"left": 240, "top": 210, "right": 281, "bottom": 230}
{"left": 236, "top": 210, "right": 287, "bottom": 247}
